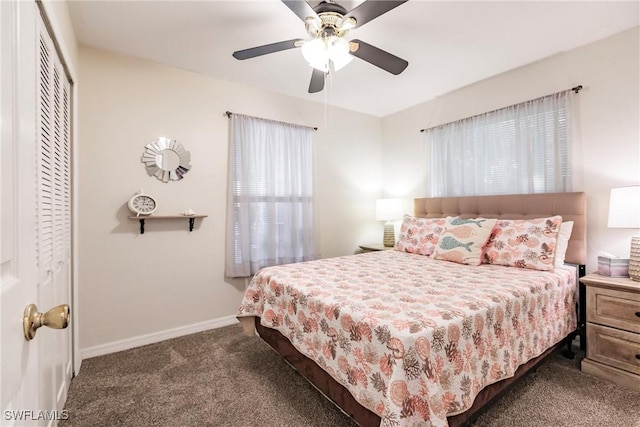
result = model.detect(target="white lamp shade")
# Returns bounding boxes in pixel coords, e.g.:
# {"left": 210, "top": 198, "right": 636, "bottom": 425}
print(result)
{"left": 302, "top": 38, "right": 329, "bottom": 72}
{"left": 608, "top": 185, "right": 640, "bottom": 228}
{"left": 327, "top": 36, "right": 353, "bottom": 71}
{"left": 376, "top": 198, "right": 403, "bottom": 221}
{"left": 330, "top": 51, "right": 353, "bottom": 71}
{"left": 302, "top": 36, "right": 353, "bottom": 72}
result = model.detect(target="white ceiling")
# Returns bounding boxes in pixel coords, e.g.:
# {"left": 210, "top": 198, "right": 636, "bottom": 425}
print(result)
{"left": 67, "top": 1, "right": 639, "bottom": 117}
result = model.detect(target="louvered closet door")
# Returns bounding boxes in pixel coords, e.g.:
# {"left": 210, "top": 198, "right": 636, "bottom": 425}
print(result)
{"left": 36, "top": 10, "right": 73, "bottom": 417}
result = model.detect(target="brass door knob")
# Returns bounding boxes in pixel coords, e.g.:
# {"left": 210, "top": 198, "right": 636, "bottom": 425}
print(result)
{"left": 23, "top": 304, "right": 70, "bottom": 341}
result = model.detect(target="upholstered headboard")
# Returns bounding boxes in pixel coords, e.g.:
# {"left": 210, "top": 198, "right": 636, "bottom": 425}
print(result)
{"left": 414, "top": 192, "right": 587, "bottom": 265}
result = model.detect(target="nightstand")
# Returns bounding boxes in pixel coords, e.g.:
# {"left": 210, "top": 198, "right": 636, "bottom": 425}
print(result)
{"left": 359, "top": 244, "right": 394, "bottom": 252}
{"left": 580, "top": 273, "right": 640, "bottom": 391}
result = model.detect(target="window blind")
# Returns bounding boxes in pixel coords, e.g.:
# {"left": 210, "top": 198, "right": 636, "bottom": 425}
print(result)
{"left": 225, "top": 114, "right": 318, "bottom": 277}
{"left": 426, "top": 91, "right": 575, "bottom": 197}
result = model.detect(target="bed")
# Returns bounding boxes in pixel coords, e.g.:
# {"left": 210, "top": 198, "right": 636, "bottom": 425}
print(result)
{"left": 237, "top": 192, "right": 587, "bottom": 427}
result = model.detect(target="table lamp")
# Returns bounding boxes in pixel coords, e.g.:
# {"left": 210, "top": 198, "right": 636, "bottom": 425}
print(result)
{"left": 376, "top": 198, "right": 403, "bottom": 247}
{"left": 608, "top": 185, "right": 640, "bottom": 281}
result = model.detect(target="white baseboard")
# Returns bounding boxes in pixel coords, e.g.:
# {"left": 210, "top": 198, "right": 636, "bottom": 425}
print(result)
{"left": 80, "top": 315, "right": 239, "bottom": 360}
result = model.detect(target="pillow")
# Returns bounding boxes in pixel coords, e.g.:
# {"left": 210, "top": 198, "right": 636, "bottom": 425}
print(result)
{"left": 554, "top": 221, "right": 574, "bottom": 268}
{"left": 483, "top": 216, "right": 563, "bottom": 271}
{"left": 394, "top": 215, "right": 446, "bottom": 256}
{"left": 433, "top": 217, "right": 498, "bottom": 266}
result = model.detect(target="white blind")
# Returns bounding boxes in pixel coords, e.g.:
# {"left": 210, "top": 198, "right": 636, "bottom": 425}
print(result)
{"left": 426, "top": 90, "right": 575, "bottom": 197}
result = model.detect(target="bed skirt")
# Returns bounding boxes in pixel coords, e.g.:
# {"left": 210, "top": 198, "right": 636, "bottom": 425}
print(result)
{"left": 244, "top": 316, "right": 574, "bottom": 427}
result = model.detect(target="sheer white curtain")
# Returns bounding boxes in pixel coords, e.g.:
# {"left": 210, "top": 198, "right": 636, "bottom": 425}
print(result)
{"left": 225, "top": 113, "right": 318, "bottom": 278}
{"left": 427, "top": 90, "right": 576, "bottom": 197}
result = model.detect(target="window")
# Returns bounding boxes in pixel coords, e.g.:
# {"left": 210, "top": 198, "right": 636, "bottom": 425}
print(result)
{"left": 225, "top": 114, "right": 318, "bottom": 278}
{"left": 426, "top": 90, "right": 576, "bottom": 197}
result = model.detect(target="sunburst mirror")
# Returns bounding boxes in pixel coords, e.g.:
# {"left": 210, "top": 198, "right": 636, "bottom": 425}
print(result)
{"left": 141, "top": 137, "right": 191, "bottom": 182}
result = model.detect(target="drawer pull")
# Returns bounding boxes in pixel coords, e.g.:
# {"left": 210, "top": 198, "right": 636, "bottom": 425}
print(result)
{"left": 637, "top": 355, "right": 640, "bottom": 360}
{"left": 636, "top": 311, "right": 640, "bottom": 318}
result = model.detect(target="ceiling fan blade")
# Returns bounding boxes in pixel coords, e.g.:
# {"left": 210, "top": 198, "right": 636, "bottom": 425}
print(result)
{"left": 349, "top": 39, "right": 408, "bottom": 75}
{"left": 308, "top": 68, "right": 325, "bottom": 93}
{"left": 343, "top": 0, "right": 408, "bottom": 28}
{"left": 233, "top": 39, "right": 303, "bottom": 60}
{"left": 282, "top": 0, "right": 318, "bottom": 22}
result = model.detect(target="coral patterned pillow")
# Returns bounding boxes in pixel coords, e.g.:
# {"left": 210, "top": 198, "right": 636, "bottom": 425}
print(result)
{"left": 394, "top": 215, "right": 446, "bottom": 256}
{"left": 483, "top": 216, "right": 563, "bottom": 271}
{"left": 433, "top": 217, "right": 497, "bottom": 266}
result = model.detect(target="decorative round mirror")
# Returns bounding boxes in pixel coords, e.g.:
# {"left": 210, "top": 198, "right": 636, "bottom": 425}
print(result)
{"left": 141, "top": 137, "right": 191, "bottom": 182}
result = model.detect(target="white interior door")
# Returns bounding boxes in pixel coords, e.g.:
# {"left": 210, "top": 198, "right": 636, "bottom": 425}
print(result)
{"left": 1, "top": 1, "right": 73, "bottom": 425}
{"left": 1, "top": 0, "right": 41, "bottom": 423}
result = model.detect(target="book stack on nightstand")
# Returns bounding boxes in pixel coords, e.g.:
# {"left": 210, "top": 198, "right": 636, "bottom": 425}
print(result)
{"left": 359, "top": 244, "right": 394, "bottom": 252}
{"left": 580, "top": 273, "right": 640, "bottom": 391}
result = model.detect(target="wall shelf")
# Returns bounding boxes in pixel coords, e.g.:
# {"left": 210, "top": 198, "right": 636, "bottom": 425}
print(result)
{"left": 128, "top": 214, "right": 208, "bottom": 234}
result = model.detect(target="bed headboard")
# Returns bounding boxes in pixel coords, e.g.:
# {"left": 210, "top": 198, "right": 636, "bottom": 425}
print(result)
{"left": 414, "top": 192, "right": 586, "bottom": 265}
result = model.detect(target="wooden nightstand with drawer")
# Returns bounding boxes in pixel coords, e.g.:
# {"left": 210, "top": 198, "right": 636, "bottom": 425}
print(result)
{"left": 580, "top": 274, "right": 640, "bottom": 391}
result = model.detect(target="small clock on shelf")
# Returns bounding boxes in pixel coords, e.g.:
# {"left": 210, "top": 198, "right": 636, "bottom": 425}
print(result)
{"left": 127, "top": 191, "right": 157, "bottom": 217}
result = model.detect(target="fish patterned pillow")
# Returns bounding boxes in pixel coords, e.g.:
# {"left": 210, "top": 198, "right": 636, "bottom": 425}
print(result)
{"left": 483, "top": 216, "right": 562, "bottom": 271}
{"left": 394, "top": 215, "right": 447, "bottom": 256}
{"left": 433, "top": 216, "right": 498, "bottom": 266}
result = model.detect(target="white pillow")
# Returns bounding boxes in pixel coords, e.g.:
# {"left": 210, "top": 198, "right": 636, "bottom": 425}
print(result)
{"left": 554, "top": 221, "right": 574, "bottom": 268}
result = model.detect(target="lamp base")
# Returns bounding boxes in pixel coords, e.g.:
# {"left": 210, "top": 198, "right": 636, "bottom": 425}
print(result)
{"left": 629, "top": 236, "right": 640, "bottom": 281}
{"left": 383, "top": 222, "right": 395, "bottom": 247}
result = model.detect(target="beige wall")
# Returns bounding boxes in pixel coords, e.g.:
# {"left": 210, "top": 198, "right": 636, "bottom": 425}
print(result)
{"left": 381, "top": 26, "right": 640, "bottom": 272}
{"left": 77, "top": 47, "right": 382, "bottom": 350}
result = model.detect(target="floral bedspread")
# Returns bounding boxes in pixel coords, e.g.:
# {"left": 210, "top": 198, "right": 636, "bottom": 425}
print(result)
{"left": 237, "top": 250, "right": 577, "bottom": 427}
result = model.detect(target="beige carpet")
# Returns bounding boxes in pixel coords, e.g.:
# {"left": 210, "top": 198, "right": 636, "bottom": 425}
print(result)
{"left": 61, "top": 324, "right": 640, "bottom": 427}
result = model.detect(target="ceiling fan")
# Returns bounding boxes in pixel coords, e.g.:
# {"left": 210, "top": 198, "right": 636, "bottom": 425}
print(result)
{"left": 232, "top": 0, "right": 409, "bottom": 94}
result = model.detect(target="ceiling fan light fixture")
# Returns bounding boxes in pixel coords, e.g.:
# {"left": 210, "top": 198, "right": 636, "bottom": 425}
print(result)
{"left": 304, "top": 16, "right": 321, "bottom": 37}
{"left": 330, "top": 52, "right": 353, "bottom": 71}
{"left": 301, "top": 38, "right": 329, "bottom": 71}
{"left": 341, "top": 17, "right": 357, "bottom": 30}
{"left": 302, "top": 36, "right": 352, "bottom": 73}
{"left": 327, "top": 36, "right": 352, "bottom": 70}
{"left": 327, "top": 36, "right": 349, "bottom": 58}
{"left": 233, "top": 0, "right": 410, "bottom": 94}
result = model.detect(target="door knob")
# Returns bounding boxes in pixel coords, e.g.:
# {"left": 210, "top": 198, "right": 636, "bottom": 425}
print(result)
{"left": 23, "top": 304, "right": 70, "bottom": 341}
